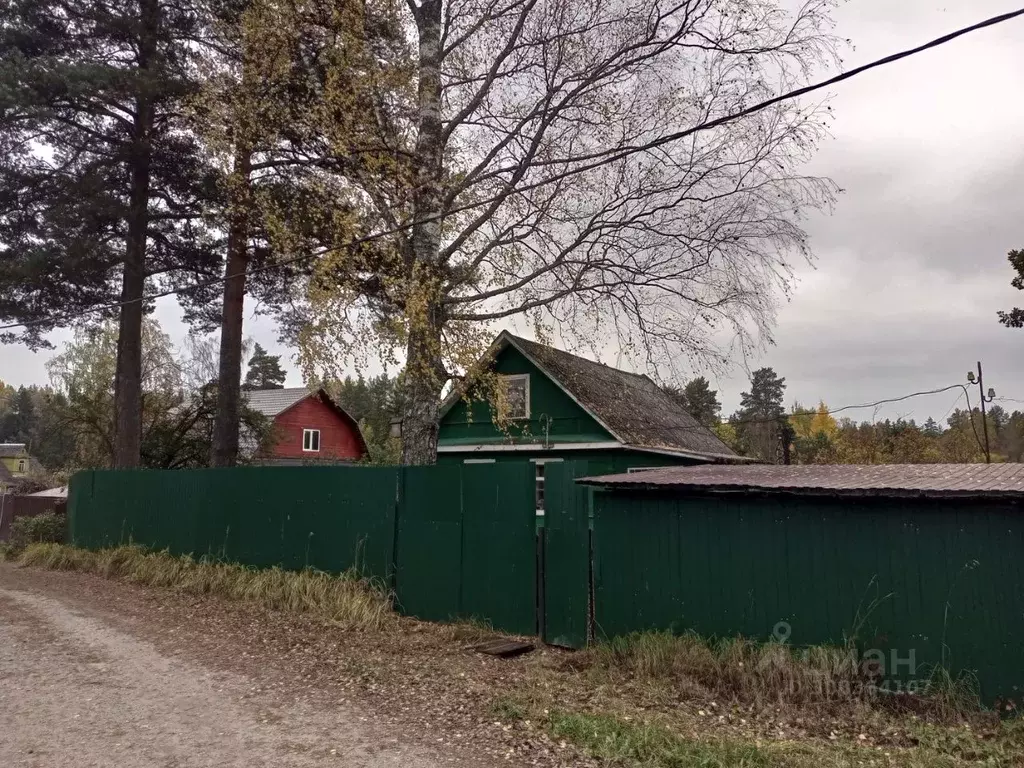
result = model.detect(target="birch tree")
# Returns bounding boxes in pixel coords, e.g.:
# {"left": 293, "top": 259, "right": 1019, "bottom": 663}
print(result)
{"left": 258, "top": 0, "right": 841, "bottom": 463}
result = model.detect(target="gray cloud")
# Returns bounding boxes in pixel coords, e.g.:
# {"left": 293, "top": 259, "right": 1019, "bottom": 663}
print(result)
{"left": 5, "top": 0, "right": 1024, "bottom": 431}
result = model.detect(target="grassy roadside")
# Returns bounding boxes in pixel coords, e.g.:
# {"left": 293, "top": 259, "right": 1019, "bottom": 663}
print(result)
{"left": 5, "top": 542, "right": 393, "bottom": 630}
{"left": 8, "top": 542, "right": 1023, "bottom": 767}
{"left": 491, "top": 696, "right": 1024, "bottom": 768}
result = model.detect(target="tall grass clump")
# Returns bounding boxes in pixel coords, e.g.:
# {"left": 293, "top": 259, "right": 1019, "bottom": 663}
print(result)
{"left": 583, "top": 630, "right": 871, "bottom": 708}
{"left": 17, "top": 543, "right": 393, "bottom": 630}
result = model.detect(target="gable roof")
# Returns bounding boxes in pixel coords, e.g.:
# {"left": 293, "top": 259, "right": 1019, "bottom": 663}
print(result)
{"left": 442, "top": 331, "right": 742, "bottom": 462}
{"left": 0, "top": 443, "right": 29, "bottom": 458}
{"left": 244, "top": 388, "right": 310, "bottom": 418}
{"left": 243, "top": 387, "right": 369, "bottom": 455}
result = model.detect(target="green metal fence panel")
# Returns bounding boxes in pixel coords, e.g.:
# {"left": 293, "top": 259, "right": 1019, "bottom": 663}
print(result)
{"left": 460, "top": 462, "right": 536, "bottom": 634}
{"left": 68, "top": 463, "right": 540, "bottom": 637}
{"left": 592, "top": 491, "right": 1024, "bottom": 703}
{"left": 67, "top": 466, "right": 401, "bottom": 580}
{"left": 395, "top": 464, "right": 464, "bottom": 622}
{"left": 543, "top": 461, "right": 591, "bottom": 648}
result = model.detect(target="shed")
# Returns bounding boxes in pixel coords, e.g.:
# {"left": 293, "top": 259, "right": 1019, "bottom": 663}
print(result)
{"left": 579, "top": 463, "right": 1024, "bottom": 703}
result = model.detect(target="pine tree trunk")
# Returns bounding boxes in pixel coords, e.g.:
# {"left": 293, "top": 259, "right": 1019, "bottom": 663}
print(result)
{"left": 400, "top": 0, "right": 446, "bottom": 466}
{"left": 211, "top": 147, "right": 252, "bottom": 468}
{"left": 113, "top": 0, "right": 158, "bottom": 469}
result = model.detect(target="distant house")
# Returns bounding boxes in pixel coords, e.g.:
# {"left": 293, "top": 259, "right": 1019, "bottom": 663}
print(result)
{"left": 0, "top": 443, "right": 42, "bottom": 493}
{"left": 245, "top": 388, "right": 367, "bottom": 465}
{"left": 436, "top": 332, "right": 749, "bottom": 510}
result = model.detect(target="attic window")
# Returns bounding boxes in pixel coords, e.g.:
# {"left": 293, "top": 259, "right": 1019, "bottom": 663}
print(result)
{"left": 17, "top": 459, "right": 26, "bottom": 473}
{"left": 502, "top": 374, "right": 530, "bottom": 420}
{"left": 302, "top": 429, "right": 321, "bottom": 452}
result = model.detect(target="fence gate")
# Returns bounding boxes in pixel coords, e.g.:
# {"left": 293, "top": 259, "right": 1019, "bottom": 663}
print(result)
{"left": 542, "top": 461, "right": 592, "bottom": 647}
{"left": 395, "top": 463, "right": 537, "bottom": 634}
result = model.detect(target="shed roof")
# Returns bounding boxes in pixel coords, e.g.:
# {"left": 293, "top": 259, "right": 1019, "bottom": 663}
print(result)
{"left": 27, "top": 486, "right": 68, "bottom": 498}
{"left": 581, "top": 463, "right": 1024, "bottom": 499}
{"left": 441, "top": 332, "right": 745, "bottom": 462}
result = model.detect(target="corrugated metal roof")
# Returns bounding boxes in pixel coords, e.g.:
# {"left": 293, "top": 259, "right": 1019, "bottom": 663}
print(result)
{"left": 581, "top": 463, "right": 1024, "bottom": 498}
{"left": 244, "top": 388, "right": 309, "bottom": 417}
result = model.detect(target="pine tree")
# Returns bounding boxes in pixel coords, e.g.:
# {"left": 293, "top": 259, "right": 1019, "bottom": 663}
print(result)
{"left": 734, "top": 367, "right": 789, "bottom": 463}
{"left": 682, "top": 377, "right": 721, "bottom": 429}
{"left": 0, "top": 0, "right": 219, "bottom": 467}
{"left": 243, "top": 344, "right": 286, "bottom": 390}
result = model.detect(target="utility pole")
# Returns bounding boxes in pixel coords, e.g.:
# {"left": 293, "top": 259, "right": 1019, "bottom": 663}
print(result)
{"left": 967, "top": 362, "right": 995, "bottom": 464}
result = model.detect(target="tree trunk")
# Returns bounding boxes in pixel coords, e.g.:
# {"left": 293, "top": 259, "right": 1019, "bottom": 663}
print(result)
{"left": 401, "top": 0, "right": 447, "bottom": 466}
{"left": 113, "top": 0, "right": 158, "bottom": 469}
{"left": 211, "top": 147, "right": 252, "bottom": 467}
{"left": 401, "top": 317, "right": 445, "bottom": 465}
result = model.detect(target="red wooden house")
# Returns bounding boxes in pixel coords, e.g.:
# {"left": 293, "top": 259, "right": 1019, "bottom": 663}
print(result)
{"left": 245, "top": 388, "right": 367, "bottom": 465}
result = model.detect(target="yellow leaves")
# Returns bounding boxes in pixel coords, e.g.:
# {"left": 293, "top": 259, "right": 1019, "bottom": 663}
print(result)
{"left": 790, "top": 400, "right": 837, "bottom": 441}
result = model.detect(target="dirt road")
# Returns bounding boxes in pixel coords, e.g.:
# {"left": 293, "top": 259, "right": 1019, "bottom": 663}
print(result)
{"left": 0, "top": 568, "right": 492, "bottom": 768}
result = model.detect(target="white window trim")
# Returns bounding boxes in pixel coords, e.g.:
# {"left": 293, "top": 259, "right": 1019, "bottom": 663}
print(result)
{"left": 463, "top": 458, "right": 496, "bottom": 464}
{"left": 302, "top": 428, "right": 321, "bottom": 452}
{"left": 502, "top": 373, "right": 531, "bottom": 420}
{"left": 17, "top": 460, "right": 26, "bottom": 472}
{"left": 627, "top": 466, "right": 663, "bottom": 473}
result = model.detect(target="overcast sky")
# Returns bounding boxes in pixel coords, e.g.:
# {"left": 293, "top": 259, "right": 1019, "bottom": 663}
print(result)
{"left": 2, "top": 0, "right": 1023, "bottom": 424}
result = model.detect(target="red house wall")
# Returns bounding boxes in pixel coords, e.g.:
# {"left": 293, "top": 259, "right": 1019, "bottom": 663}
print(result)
{"left": 267, "top": 397, "right": 364, "bottom": 461}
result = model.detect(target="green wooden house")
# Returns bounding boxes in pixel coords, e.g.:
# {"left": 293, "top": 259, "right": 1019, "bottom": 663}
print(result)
{"left": 437, "top": 332, "right": 748, "bottom": 510}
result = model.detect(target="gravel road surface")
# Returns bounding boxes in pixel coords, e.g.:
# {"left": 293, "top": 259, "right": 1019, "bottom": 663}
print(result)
{"left": 0, "top": 574, "right": 457, "bottom": 768}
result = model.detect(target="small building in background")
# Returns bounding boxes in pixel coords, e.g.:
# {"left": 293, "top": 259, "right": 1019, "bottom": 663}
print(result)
{"left": 0, "top": 443, "right": 43, "bottom": 493}
{"left": 244, "top": 388, "right": 367, "bottom": 465}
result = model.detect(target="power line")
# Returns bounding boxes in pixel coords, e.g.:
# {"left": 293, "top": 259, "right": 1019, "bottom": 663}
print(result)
{"left": 2, "top": 7, "right": 1024, "bottom": 333}
{"left": 627, "top": 383, "right": 991, "bottom": 439}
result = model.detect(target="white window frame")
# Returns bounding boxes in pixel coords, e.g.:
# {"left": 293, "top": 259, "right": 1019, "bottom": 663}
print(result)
{"left": 463, "top": 458, "right": 496, "bottom": 464}
{"left": 302, "top": 428, "right": 321, "bottom": 452}
{"left": 530, "top": 458, "right": 563, "bottom": 515}
{"left": 501, "top": 373, "right": 531, "bottom": 420}
{"left": 16, "top": 459, "right": 25, "bottom": 473}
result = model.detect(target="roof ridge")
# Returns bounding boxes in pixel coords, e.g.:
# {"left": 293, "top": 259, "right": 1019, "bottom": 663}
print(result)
{"left": 505, "top": 333, "right": 652, "bottom": 380}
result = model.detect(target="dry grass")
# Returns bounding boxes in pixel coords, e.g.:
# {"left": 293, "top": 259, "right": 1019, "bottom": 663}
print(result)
{"left": 580, "top": 630, "right": 981, "bottom": 716}
{"left": 17, "top": 543, "right": 394, "bottom": 630}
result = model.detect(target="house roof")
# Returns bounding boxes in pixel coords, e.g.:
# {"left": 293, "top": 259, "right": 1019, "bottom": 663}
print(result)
{"left": 580, "top": 463, "right": 1024, "bottom": 499}
{"left": 0, "top": 443, "right": 28, "bottom": 458}
{"left": 244, "top": 388, "right": 311, "bottom": 418}
{"left": 442, "top": 331, "right": 743, "bottom": 462}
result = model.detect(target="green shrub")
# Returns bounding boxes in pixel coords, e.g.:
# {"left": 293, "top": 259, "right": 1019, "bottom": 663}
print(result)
{"left": 10, "top": 512, "right": 67, "bottom": 550}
